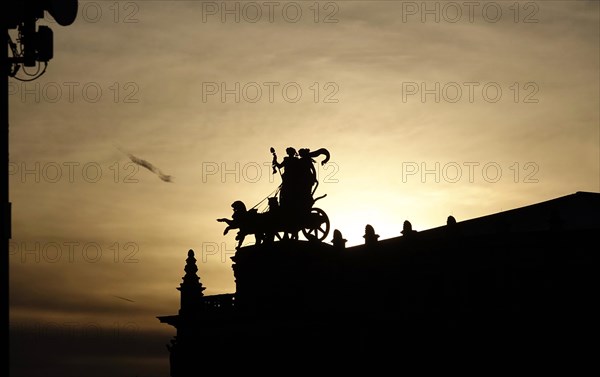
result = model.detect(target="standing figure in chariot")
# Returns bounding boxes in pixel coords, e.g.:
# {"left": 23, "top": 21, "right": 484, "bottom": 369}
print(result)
{"left": 272, "top": 146, "right": 331, "bottom": 216}
{"left": 272, "top": 147, "right": 303, "bottom": 214}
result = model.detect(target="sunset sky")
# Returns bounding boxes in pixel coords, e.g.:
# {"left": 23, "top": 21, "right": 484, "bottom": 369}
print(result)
{"left": 8, "top": 1, "right": 599, "bottom": 376}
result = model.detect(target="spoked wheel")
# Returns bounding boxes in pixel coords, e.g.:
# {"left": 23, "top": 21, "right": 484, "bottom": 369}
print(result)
{"left": 302, "top": 207, "right": 330, "bottom": 242}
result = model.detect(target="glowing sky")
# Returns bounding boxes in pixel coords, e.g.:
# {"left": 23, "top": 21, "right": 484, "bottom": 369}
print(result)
{"left": 8, "top": 1, "right": 599, "bottom": 376}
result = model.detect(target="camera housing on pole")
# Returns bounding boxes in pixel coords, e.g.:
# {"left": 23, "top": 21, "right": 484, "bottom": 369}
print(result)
{"left": 7, "top": 0, "right": 78, "bottom": 79}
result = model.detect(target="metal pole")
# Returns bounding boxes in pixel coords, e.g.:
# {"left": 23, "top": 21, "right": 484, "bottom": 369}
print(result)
{"left": 2, "top": 14, "right": 11, "bottom": 376}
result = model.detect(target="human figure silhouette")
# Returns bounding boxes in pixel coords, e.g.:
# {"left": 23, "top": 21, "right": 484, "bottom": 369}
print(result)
{"left": 273, "top": 147, "right": 303, "bottom": 214}
{"left": 265, "top": 146, "right": 332, "bottom": 242}
{"left": 298, "top": 148, "right": 318, "bottom": 210}
{"left": 272, "top": 147, "right": 331, "bottom": 216}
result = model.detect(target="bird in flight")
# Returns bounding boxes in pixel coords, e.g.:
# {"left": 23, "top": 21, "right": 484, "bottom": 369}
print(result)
{"left": 117, "top": 147, "right": 173, "bottom": 182}
{"left": 113, "top": 295, "right": 136, "bottom": 303}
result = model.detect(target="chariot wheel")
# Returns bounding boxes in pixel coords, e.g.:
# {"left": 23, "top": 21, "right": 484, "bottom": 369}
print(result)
{"left": 302, "top": 207, "right": 330, "bottom": 242}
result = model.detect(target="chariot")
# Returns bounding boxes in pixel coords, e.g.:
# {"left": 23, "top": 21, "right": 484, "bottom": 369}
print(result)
{"left": 218, "top": 147, "right": 331, "bottom": 248}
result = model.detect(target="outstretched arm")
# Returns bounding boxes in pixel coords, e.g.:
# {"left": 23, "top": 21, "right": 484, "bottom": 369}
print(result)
{"left": 273, "top": 158, "right": 284, "bottom": 170}
{"left": 217, "top": 218, "right": 233, "bottom": 226}
{"left": 270, "top": 147, "right": 281, "bottom": 173}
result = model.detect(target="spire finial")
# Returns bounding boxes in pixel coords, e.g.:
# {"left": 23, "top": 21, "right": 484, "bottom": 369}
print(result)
{"left": 178, "top": 249, "right": 205, "bottom": 314}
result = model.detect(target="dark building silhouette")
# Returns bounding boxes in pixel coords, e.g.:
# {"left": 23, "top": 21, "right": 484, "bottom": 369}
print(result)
{"left": 158, "top": 192, "right": 598, "bottom": 372}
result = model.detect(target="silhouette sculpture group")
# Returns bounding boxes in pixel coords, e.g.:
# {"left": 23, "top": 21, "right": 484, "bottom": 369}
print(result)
{"left": 218, "top": 147, "right": 331, "bottom": 248}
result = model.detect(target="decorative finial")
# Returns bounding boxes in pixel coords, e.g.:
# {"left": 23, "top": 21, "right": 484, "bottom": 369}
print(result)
{"left": 179, "top": 249, "right": 205, "bottom": 297}
{"left": 332, "top": 229, "right": 347, "bottom": 249}
{"left": 402, "top": 220, "right": 416, "bottom": 236}
{"left": 363, "top": 224, "right": 379, "bottom": 245}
